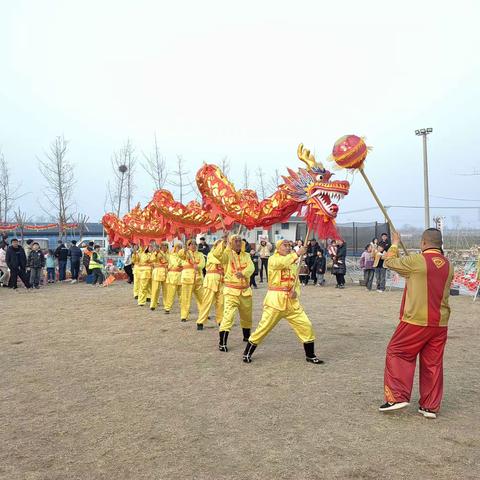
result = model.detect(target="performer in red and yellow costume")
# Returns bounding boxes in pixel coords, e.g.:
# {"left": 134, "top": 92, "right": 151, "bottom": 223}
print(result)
{"left": 212, "top": 235, "right": 254, "bottom": 352}
{"left": 379, "top": 229, "right": 454, "bottom": 419}
{"left": 179, "top": 239, "right": 205, "bottom": 322}
{"left": 196, "top": 239, "right": 224, "bottom": 330}
{"left": 243, "top": 240, "right": 323, "bottom": 364}
{"left": 134, "top": 244, "right": 154, "bottom": 306}
{"left": 149, "top": 241, "right": 170, "bottom": 311}
{"left": 164, "top": 243, "right": 183, "bottom": 314}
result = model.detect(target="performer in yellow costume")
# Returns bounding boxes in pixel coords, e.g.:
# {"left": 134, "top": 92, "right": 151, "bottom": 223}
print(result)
{"left": 179, "top": 239, "right": 205, "bottom": 322}
{"left": 213, "top": 235, "right": 254, "bottom": 352}
{"left": 150, "top": 241, "right": 170, "bottom": 311}
{"left": 164, "top": 243, "right": 183, "bottom": 314}
{"left": 243, "top": 239, "right": 324, "bottom": 364}
{"left": 196, "top": 239, "right": 224, "bottom": 330}
{"left": 135, "top": 244, "right": 155, "bottom": 306}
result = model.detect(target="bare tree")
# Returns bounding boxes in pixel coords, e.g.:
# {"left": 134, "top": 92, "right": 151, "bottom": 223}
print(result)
{"left": 75, "top": 213, "right": 90, "bottom": 241}
{"left": 141, "top": 135, "right": 167, "bottom": 191}
{"left": 219, "top": 156, "right": 230, "bottom": 177}
{"left": 243, "top": 163, "right": 250, "bottom": 189}
{"left": 38, "top": 136, "right": 75, "bottom": 240}
{"left": 14, "top": 208, "right": 30, "bottom": 243}
{"left": 168, "top": 155, "right": 192, "bottom": 204}
{"left": 0, "top": 149, "right": 23, "bottom": 222}
{"left": 110, "top": 139, "right": 136, "bottom": 216}
{"left": 256, "top": 167, "right": 267, "bottom": 199}
{"left": 267, "top": 168, "right": 281, "bottom": 195}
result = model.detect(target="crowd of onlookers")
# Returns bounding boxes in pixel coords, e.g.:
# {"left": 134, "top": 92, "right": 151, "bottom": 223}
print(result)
{"left": 0, "top": 235, "right": 105, "bottom": 290}
{"left": 359, "top": 232, "right": 392, "bottom": 292}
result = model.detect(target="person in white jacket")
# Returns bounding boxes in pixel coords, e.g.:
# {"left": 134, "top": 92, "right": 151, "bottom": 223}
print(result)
{"left": 0, "top": 243, "right": 10, "bottom": 287}
{"left": 256, "top": 239, "right": 272, "bottom": 283}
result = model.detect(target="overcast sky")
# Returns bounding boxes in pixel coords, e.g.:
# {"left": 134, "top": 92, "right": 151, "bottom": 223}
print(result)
{"left": 1, "top": 0, "right": 479, "bottom": 228}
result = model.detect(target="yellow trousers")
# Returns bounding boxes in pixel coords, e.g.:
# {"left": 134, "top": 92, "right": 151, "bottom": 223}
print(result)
{"left": 219, "top": 294, "right": 252, "bottom": 332}
{"left": 150, "top": 280, "right": 167, "bottom": 310}
{"left": 197, "top": 288, "right": 224, "bottom": 325}
{"left": 133, "top": 268, "right": 139, "bottom": 298}
{"left": 164, "top": 284, "right": 181, "bottom": 311}
{"left": 137, "top": 278, "right": 152, "bottom": 306}
{"left": 249, "top": 304, "right": 315, "bottom": 345}
{"left": 180, "top": 282, "right": 204, "bottom": 320}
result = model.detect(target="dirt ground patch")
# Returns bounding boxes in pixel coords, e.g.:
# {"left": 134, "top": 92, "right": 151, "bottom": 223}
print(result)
{"left": 1, "top": 278, "right": 479, "bottom": 480}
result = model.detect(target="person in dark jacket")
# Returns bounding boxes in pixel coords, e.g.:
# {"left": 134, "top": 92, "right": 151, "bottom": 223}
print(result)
{"left": 249, "top": 249, "right": 259, "bottom": 288}
{"left": 27, "top": 242, "right": 45, "bottom": 288}
{"left": 68, "top": 240, "right": 83, "bottom": 283}
{"left": 55, "top": 240, "right": 69, "bottom": 281}
{"left": 313, "top": 250, "right": 326, "bottom": 286}
{"left": 306, "top": 239, "right": 322, "bottom": 285}
{"left": 332, "top": 239, "right": 347, "bottom": 288}
{"left": 378, "top": 232, "right": 391, "bottom": 252}
{"left": 198, "top": 237, "right": 210, "bottom": 276}
{"left": 6, "top": 239, "right": 31, "bottom": 289}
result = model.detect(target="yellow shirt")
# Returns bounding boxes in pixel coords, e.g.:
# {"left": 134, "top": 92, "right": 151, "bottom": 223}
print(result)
{"left": 203, "top": 251, "right": 224, "bottom": 293}
{"left": 385, "top": 246, "right": 453, "bottom": 327}
{"left": 264, "top": 252, "right": 301, "bottom": 311}
{"left": 166, "top": 252, "right": 183, "bottom": 286}
{"left": 179, "top": 250, "right": 205, "bottom": 285}
{"left": 212, "top": 242, "right": 254, "bottom": 296}
{"left": 151, "top": 251, "right": 169, "bottom": 282}
{"left": 135, "top": 250, "right": 154, "bottom": 280}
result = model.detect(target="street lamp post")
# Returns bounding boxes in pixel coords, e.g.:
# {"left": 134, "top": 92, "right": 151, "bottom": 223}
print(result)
{"left": 415, "top": 128, "right": 433, "bottom": 229}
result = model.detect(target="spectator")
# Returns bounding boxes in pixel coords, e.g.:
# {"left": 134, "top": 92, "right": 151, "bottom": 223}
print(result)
{"left": 249, "top": 249, "right": 259, "bottom": 289}
{"left": 256, "top": 239, "right": 272, "bottom": 282}
{"left": 360, "top": 244, "right": 375, "bottom": 291}
{"left": 379, "top": 232, "right": 391, "bottom": 252}
{"left": 306, "top": 239, "right": 322, "bottom": 284}
{"left": 332, "top": 239, "right": 347, "bottom": 288}
{"left": 6, "top": 238, "right": 30, "bottom": 289}
{"left": 68, "top": 240, "right": 83, "bottom": 283}
{"left": 45, "top": 249, "right": 56, "bottom": 283}
{"left": 313, "top": 250, "right": 326, "bottom": 286}
{"left": 123, "top": 244, "right": 134, "bottom": 283}
{"left": 0, "top": 242, "right": 10, "bottom": 287}
{"left": 24, "top": 239, "right": 33, "bottom": 278}
{"left": 82, "top": 241, "right": 94, "bottom": 276}
{"left": 198, "top": 237, "right": 211, "bottom": 276}
{"left": 27, "top": 242, "right": 45, "bottom": 289}
{"left": 294, "top": 240, "right": 304, "bottom": 253}
{"left": 371, "top": 237, "right": 379, "bottom": 251}
{"left": 89, "top": 245, "right": 104, "bottom": 286}
{"left": 55, "top": 240, "right": 69, "bottom": 281}
{"left": 374, "top": 244, "right": 387, "bottom": 292}
{"left": 299, "top": 260, "right": 310, "bottom": 286}
{"left": 242, "top": 238, "right": 251, "bottom": 253}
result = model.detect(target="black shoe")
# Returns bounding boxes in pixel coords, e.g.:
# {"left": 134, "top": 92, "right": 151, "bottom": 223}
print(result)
{"left": 243, "top": 341, "right": 257, "bottom": 363}
{"left": 242, "top": 328, "right": 251, "bottom": 342}
{"left": 150, "top": 307, "right": 155, "bottom": 311}
{"left": 219, "top": 331, "right": 229, "bottom": 352}
{"left": 304, "top": 342, "right": 324, "bottom": 364}
{"left": 164, "top": 310, "right": 170, "bottom": 314}
{"left": 181, "top": 319, "right": 187, "bottom": 322}
{"left": 197, "top": 323, "right": 204, "bottom": 331}
{"left": 379, "top": 401, "right": 410, "bottom": 412}
{"left": 134, "top": 296, "right": 138, "bottom": 299}
{"left": 146, "top": 298, "right": 151, "bottom": 302}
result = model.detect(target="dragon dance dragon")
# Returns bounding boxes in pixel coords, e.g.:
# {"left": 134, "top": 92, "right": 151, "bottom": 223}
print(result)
{"left": 102, "top": 144, "right": 350, "bottom": 245}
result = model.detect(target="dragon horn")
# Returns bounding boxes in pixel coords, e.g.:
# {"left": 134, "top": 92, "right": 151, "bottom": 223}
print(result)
{"left": 297, "top": 143, "right": 323, "bottom": 170}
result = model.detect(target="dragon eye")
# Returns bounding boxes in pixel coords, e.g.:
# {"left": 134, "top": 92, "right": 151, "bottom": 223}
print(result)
{"left": 317, "top": 175, "right": 323, "bottom": 180}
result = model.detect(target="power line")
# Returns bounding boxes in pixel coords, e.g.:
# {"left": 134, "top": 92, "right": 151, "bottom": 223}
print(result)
{"left": 431, "top": 195, "right": 480, "bottom": 202}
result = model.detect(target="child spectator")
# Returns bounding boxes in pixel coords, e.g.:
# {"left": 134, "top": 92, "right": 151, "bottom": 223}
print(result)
{"left": 374, "top": 244, "right": 387, "bottom": 292}
{"left": 314, "top": 250, "right": 326, "bottom": 286}
{"left": 46, "top": 249, "right": 56, "bottom": 283}
{"left": 299, "top": 260, "right": 310, "bottom": 286}
{"left": 359, "top": 244, "right": 375, "bottom": 291}
{"left": 28, "top": 242, "right": 45, "bottom": 289}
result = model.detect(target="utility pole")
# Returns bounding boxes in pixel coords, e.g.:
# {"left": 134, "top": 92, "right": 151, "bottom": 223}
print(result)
{"left": 415, "top": 128, "right": 433, "bottom": 229}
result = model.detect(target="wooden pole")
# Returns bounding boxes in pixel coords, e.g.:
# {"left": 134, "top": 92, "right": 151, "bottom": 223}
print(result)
{"left": 359, "top": 168, "right": 409, "bottom": 255}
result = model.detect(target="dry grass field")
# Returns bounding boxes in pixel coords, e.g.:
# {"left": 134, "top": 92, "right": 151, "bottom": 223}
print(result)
{"left": 1, "top": 278, "right": 479, "bottom": 480}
